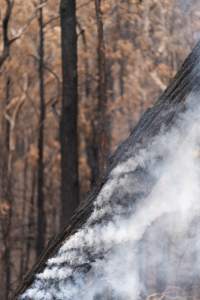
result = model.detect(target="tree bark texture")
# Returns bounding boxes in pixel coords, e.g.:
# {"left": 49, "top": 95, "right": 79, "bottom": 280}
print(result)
{"left": 59, "top": 0, "right": 79, "bottom": 229}
{"left": 94, "top": 0, "right": 110, "bottom": 179}
{"left": 36, "top": 4, "right": 46, "bottom": 258}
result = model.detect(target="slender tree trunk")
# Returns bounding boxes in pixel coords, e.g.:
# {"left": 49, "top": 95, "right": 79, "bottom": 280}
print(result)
{"left": 85, "top": 121, "right": 99, "bottom": 187}
{"left": 78, "top": 22, "right": 99, "bottom": 188}
{"left": 94, "top": 0, "right": 109, "bottom": 178}
{"left": 36, "top": 3, "right": 46, "bottom": 257}
{"left": 25, "top": 167, "right": 37, "bottom": 274}
{"left": 0, "top": 76, "right": 12, "bottom": 300}
{"left": 59, "top": 0, "right": 79, "bottom": 229}
{"left": 20, "top": 157, "right": 28, "bottom": 279}
{"left": 4, "top": 199, "right": 12, "bottom": 300}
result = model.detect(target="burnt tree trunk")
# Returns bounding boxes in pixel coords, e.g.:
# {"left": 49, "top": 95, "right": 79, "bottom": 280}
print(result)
{"left": 59, "top": 0, "right": 79, "bottom": 229}
{"left": 12, "top": 41, "right": 200, "bottom": 300}
{"left": 25, "top": 167, "right": 37, "bottom": 275}
{"left": 36, "top": 4, "right": 46, "bottom": 258}
{"left": 1, "top": 76, "right": 12, "bottom": 300}
{"left": 94, "top": 0, "right": 110, "bottom": 179}
{"left": 77, "top": 22, "right": 98, "bottom": 189}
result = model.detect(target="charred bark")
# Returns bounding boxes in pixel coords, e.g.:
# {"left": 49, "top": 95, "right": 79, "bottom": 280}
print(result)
{"left": 2, "top": 76, "right": 12, "bottom": 300}
{"left": 59, "top": 0, "right": 79, "bottom": 229}
{"left": 36, "top": 4, "right": 46, "bottom": 258}
{"left": 12, "top": 41, "right": 200, "bottom": 299}
{"left": 94, "top": 0, "right": 110, "bottom": 179}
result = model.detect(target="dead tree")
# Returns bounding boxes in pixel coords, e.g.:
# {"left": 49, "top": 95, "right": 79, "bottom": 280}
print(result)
{"left": 94, "top": 0, "right": 110, "bottom": 179}
{"left": 1, "top": 76, "right": 12, "bottom": 300}
{"left": 36, "top": 2, "right": 46, "bottom": 258}
{"left": 59, "top": 0, "right": 79, "bottom": 229}
{"left": 12, "top": 41, "right": 200, "bottom": 299}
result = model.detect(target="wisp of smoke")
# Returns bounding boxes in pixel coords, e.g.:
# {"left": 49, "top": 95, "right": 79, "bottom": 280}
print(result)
{"left": 21, "top": 94, "right": 200, "bottom": 299}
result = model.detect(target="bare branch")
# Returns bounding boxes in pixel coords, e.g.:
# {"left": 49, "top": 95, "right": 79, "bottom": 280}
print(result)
{"left": 0, "top": 1, "right": 46, "bottom": 69}
{"left": 4, "top": 76, "right": 27, "bottom": 175}
{"left": 43, "top": 15, "right": 59, "bottom": 28}
{"left": 9, "top": 3, "right": 46, "bottom": 44}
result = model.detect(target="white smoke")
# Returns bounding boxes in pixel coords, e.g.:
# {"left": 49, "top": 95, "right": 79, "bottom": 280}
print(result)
{"left": 21, "top": 94, "right": 200, "bottom": 299}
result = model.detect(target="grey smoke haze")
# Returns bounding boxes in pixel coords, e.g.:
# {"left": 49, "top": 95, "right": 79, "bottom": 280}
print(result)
{"left": 21, "top": 94, "right": 200, "bottom": 299}
{"left": 178, "top": 0, "right": 199, "bottom": 11}
{"left": 179, "top": 0, "right": 194, "bottom": 10}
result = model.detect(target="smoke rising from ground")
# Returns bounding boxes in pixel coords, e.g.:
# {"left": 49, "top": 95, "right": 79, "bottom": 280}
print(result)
{"left": 21, "top": 94, "right": 200, "bottom": 299}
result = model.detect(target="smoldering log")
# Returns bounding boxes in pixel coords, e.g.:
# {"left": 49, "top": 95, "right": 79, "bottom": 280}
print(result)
{"left": 12, "top": 41, "right": 200, "bottom": 299}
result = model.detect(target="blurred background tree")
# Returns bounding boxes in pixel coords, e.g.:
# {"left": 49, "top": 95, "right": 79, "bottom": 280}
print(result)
{"left": 0, "top": 0, "right": 200, "bottom": 298}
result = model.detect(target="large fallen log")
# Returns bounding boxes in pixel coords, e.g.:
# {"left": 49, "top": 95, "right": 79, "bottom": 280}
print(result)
{"left": 13, "top": 41, "right": 200, "bottom": 299}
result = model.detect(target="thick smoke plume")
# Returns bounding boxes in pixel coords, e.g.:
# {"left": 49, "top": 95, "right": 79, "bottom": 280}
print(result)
{"left": 21, "top": 94, "right": 200, "bottom": 299}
